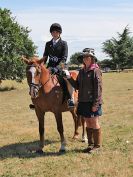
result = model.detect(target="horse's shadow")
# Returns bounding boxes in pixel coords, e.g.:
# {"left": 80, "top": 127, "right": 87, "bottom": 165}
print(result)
{"left": 0, "top": 140, "right": 83, "bottom": 159}
{"left": 0, "top": 139, "right": 67, "bottom": 159}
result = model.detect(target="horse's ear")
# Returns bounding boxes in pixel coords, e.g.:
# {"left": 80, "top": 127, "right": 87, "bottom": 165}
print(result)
{"left": 21, "top": 55, "right": 30, "bottom": 64}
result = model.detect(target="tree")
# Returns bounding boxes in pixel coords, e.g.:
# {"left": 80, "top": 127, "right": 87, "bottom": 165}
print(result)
{"left": 69, "top": 52, "right": 81, "bottom": 66}
{"left": 99, "top": 59, "right": 116, "bottom": 70}
{"left": 0, "top": 8, "right": 37, "bottom": 82}
{"left": 102, "top": 26, "right": 133, "bottom": 69}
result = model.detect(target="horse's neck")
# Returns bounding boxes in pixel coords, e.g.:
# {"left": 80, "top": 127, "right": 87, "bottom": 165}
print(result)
{"left": 40, "top": 65, "right": 58, "bottom": 93}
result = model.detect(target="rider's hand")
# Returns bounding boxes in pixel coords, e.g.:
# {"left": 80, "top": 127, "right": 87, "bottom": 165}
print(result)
{"left": 62, "top": 70, "right": 71, "bottom": 79}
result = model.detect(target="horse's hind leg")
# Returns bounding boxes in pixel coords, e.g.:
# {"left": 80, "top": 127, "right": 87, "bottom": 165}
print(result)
{"left": 54, "top": 112, "right": 66, "bottom": 152}
{"left": 81, "top": 117, "right": 87, "bottom": 142}
{"left": 70, "top": 110, "right": 79, "bottom": 139}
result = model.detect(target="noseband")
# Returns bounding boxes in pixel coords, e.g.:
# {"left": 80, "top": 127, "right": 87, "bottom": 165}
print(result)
{"left": 30, "top": 83, "right": 42, "bottom": 91}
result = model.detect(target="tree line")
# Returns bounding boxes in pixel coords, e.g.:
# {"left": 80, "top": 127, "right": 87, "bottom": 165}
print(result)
{"left": 70, "top": 26, "right": 133, "bottom": 70}
{"left": 1, "top": 8, "right": 133, "bottom": 83}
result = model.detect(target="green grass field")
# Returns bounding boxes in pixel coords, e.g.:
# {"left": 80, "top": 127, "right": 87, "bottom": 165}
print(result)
{"left": 0, "top": 73, "right": 133, "bottom": 177}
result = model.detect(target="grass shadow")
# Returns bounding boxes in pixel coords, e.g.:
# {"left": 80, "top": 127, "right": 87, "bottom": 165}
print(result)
{"left": 0, "top": 86, "right": 16, "bottom": 92}
{"left": 0, "top": 139, "right": 62, "bottom": 159}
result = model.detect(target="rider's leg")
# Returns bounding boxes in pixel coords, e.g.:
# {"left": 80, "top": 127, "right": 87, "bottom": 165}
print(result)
{"left": 64, "top": 78, "right": 75, "bottom": 108}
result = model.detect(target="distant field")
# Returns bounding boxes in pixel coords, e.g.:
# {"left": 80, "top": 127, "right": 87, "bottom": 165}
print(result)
{"left": 0, "top": 73, "right": 133, "bottom": 177}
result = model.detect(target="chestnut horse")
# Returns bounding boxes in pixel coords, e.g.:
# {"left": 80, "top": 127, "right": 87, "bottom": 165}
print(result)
{"left": 22, "top": 57, "right": 86, "bottom": 153}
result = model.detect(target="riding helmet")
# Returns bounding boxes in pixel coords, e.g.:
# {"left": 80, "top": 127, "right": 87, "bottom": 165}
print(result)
{"left": 50, "top": 23, "right": 62, "bottom": 33}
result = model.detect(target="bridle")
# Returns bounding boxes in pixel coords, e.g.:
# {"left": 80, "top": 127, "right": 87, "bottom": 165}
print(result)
{"left": 28, "top": 64, "right": 57, "bottom": 92}
{"left": 30, "top": 82, "right": 42, "bottom": 92}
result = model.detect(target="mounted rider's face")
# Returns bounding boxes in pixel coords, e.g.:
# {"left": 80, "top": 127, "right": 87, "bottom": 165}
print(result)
{"left": 51, "top": 30, "right": 60, "bottom": 40}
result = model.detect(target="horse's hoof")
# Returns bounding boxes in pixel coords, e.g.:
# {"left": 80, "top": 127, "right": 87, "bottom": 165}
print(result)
{"left": 59, "top": 149, "right": 66, "bottom": 154}
{"left": 29, "top": 104, "right": 35, "bottom": 110}
{"left": 82, "top": 137, "right": 88, "bottom": 143}
{"left": 28, "top": 147, "right": 37, "bottom": 152}
{"left": 73, "top": 135, "right": 79, "bottom": 140}
{"left": 36, "top": 149, "right": 44, "bottom": 154}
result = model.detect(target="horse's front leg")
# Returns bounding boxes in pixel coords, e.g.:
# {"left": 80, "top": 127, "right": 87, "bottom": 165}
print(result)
{"left": 35, "top": 109, "right": 45, "bottom": 153}
{"left": 54, "top": 112, "right": 66, "bottom": 152}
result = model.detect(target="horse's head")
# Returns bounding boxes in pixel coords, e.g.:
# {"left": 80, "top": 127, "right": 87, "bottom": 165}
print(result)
{"left": 22, "top": 56, "right": 42, "bottom": 98}
{"left": 22, "top": 56, "right": 59, "bottom": 98}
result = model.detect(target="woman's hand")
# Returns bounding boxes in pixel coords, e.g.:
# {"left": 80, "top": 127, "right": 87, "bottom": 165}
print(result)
{"left": 92, "top": 106, "right": 98, "bottom": 112}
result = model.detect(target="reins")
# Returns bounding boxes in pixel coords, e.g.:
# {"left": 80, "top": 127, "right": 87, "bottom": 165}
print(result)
{"left": 34, "top": 70, "right": 58, "bottom": 88}
{"left": 42, "top": 73, "right": 59, "bottom": 86}
{"left": 42, "top": 74, "right": 51, "bottom": 86}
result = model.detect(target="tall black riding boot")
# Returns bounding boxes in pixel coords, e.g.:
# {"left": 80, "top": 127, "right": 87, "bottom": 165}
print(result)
{"left": 86, "top": 127, "right": 94, "bottom": 146}
{"left": 89, "top": 128, "right": 101, "bottom": 153}
{"left": 83, "top": 128, "right": 94, "bottom": 153}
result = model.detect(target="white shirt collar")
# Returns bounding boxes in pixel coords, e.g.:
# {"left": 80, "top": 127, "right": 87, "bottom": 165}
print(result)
{"left": 52, "top": 38, "right": 60, "bottom": 44}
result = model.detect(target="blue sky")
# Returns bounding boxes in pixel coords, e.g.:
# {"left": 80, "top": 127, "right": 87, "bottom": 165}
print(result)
{"left": 1, "top": 0, "right": 133, "bottom": 60}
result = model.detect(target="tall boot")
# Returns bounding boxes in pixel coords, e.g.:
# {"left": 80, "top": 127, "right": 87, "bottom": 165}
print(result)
{"left": 65, "top": 79, "right": 75, "bottom": 108}
{"left": 86, "top": 127, "right": 94, "bottom": 146}
{"left": 90, "top": 128, "right": 101, "bottom": 153}
{"left": 83, "top": 128, "right": 94, "bottom": 153}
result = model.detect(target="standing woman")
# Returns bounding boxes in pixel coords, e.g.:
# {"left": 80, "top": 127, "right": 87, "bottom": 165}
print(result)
{"left": 66, "top": 48, "right": 103, "bottom": 153}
